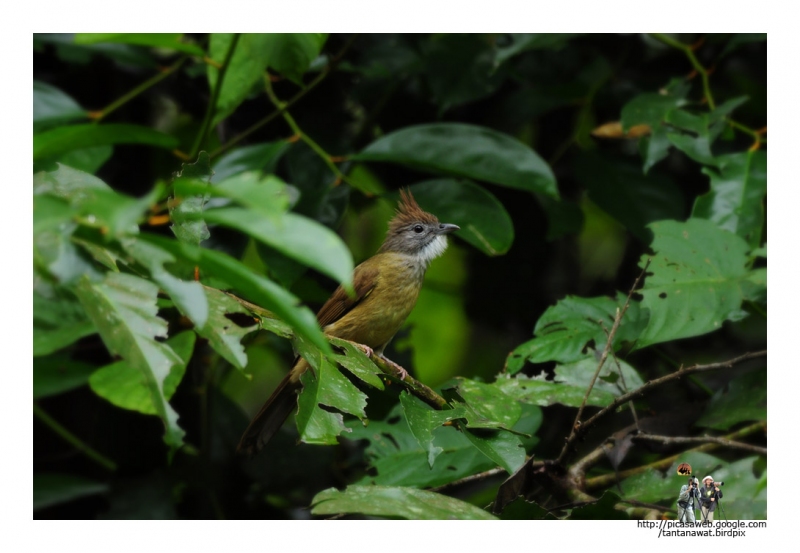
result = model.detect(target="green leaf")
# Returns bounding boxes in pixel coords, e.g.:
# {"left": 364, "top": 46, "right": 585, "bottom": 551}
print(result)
{"left": 455, "top": 378, "right": 522, "bottom": 429}
{"left": 57, "top": 145, "right": 114, "bottom": 174}
{"left": 507, "top": 293, "right": 648, "bottom": 373}
{"left": 399, "top": 392, "right": 466, "bottom": 467}
{"left": 34, "top": 473, "right": 108, "bottom": 511}
{"left": 170, "top": 153, "right": 213, "bottom": 245}
{"left": 311, "top": 485, "right": 497, "bottom": 520}
{"left": 621, "top": 92, "right": 685, "bottom": 131}
{"left": 405, "top": 179, "right": 514, "bottom": 256}
{"left": 667, "top": 132, "right": 716, "bottom": 165}
{"left": 355, "top": 123, "right": 558, "bottom": 198}
{"left": 34, "top": 282, "right": 97, "bottom": 356}
{"left": 296, "top": 358, "right": 367, "bottom": 444}
{"left": 74, "top": 273, "right": 185, "bottom": 449}
{"left": 34, "top": 124, "right": 178, "bottom": 161}
{"left": 208, "top": 34, "right": 327, "bottom": 124}
{"left": 329, "top": 337, "right": 385, "bottom": 390}
{"left": 33, "top": 81, "right": 86, "bottom": 132}
{"left": 495, "top": 374, "right": 615, "bottom": 408}
{"left": 637, "top": 218, "right": 752, "bottom": 348}
{"left": 344, "top": 406, "right": 496, "bottom": 488}
{"left": 573, "top": 153, "right": 684, "bottom": 242}
{"left": 493, "top": 33, "right": 582, "bottom": 66}
{"left": 553, "top": 356, "right": 644, "bottom": 396}
{"left": 709, "top": 96, "right": 749, "bottom": 124}
{"left": 74, "top": 33, "right": 205, "bottom": 56}
{"left": 697, "top": 369, "right": 766, "bottom": 430}
{"left": 693, "top": 151, "right": 767, "bottom": 250}
{"left": 34, "top": 353, "right": 97, "bottom": 398}
{"left": 89, "top": 332, "right": 195, "bottom": 416}
{"left": 640, "top": 126, "right": 671, "bottom": 173}
{"left": 203, "top": 206, "right": 354, "bottom": 288}
{"left": 121, "top": 238, "right": 209, "bottom": 328}
{"left": 211, "top": 141, "right": 291, "bottom": 183}
{"left": 140, "top": 233, "right": 330, "bottom": 355}
{"left": 194, "top": 287, "right": 259, "bottom": 370}
{"left": 462, "top": 427, "right": 525, "bottom": 474}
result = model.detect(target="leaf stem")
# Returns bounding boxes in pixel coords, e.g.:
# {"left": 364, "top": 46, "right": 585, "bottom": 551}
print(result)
{"left": 650, "top": 33, "right": 716, "bottom": 109}
{"left": 33, "top": 403, "right": 117, "bottom": 472}
{"left": 90, "top": 57, "right": 188, "bottom": 123}
{"left": 190, "top": 33, "right": 241, "bottom": 159}
{"left": 262, "top": 76, "right": 352, "bottom": 188}
{"left": 209, "top": 34, "right": 357, "bottom": 160}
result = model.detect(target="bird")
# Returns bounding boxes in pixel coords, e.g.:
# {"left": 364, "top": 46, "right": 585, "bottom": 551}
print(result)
{"left": 237, "top": 189, "right": 459, "bottom": 455}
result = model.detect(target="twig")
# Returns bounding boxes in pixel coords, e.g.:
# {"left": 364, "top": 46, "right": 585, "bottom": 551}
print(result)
{"left": 577, "top": 350, "right": 766, "bottom": 441}
{"left": 429, "top": 467, "right": 507, "bottom": 494}
{"left": 33, "top": 403, "right": 117, "bottom": 472}
{"left": 633, "top": 432, "right": 767, "bottom": 455}
{"left": 584, "top": 421, "right": 766, "bottom": 491}
{"left": 557, "top": 259, "right": 650, "bottom": 464}
{"left": 208, "top": 34, "right": 357, "bottom": 160}
{"left": 190, "top": 33, "right": 241, "bottom": 158}
{"left": 90, "top": 56, "right": 189, "bottom": 123}
{"left": 650, "top": 33, "right": 716, "bottom": 109}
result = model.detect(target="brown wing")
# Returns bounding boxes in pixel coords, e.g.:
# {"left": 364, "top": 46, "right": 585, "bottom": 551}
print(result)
{"left": 315, "top": 261, "right": 379, "bottom": 328}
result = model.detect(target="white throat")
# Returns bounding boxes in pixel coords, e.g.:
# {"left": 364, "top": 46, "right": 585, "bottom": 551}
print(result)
{"left": 419, "top": 235, "right": 448, "bottom": 266}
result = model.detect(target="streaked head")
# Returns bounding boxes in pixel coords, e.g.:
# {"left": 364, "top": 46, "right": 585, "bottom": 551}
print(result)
{"left": 379, "top": 189, "right": 459, "bottom": 263}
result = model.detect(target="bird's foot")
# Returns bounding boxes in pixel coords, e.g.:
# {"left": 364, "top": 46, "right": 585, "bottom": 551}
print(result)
{"left": 379, "top": 354, "right": 408, "bottom": 380}
{"left": 356, "top": 343, "right": 374, "bottom": 358}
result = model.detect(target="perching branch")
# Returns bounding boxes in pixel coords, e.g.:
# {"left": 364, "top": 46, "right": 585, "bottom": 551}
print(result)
{"left": 633, "top": 432, "right": 767, "bottom": 456}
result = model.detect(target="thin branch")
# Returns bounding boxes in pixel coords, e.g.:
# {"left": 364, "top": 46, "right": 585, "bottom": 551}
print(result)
{"left": 34, "top": 403, "right": 117, "bottom": 472}
{"left": 577, "top": 350, "right": 766, "bottom": 441}
{"left": 90, "top": 56, "right": 189, "bottom": 123}
{"left": 633, "top": 432, "right": 767, "bottom": 455}
{"left": 208, "top": 34, "right": 357, "bottom": 160}
{"left": 429, "top": 467, "right": 507, "bottom": 494}
{"left": 650, "top": 33, "right": 716, "bottom": 109}
{"left": 557, "top": 258, "right": 650, "bottom": 464}
{"left": 584, "top": 421, "right": 766, "bottom": 491}
{"left": 190, "top": 33, "right": 240, "bottom": 158}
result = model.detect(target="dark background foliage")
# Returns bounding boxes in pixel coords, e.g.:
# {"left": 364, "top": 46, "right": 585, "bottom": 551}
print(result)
{"left": 33, "top": 33, "right": 766, "bottom": 520}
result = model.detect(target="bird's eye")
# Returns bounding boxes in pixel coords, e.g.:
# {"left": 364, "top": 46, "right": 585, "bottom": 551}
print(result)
{"left": 413, "top": 225, "right": 424, "bottom": 233}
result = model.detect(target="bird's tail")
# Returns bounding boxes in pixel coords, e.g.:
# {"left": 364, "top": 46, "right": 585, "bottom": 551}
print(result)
{"left": 236, "top": 359, "right": 306, "bottom": 455}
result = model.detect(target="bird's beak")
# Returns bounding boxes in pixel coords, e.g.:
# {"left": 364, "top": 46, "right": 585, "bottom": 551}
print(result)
{"left": 437, "top": 223, "right": 460, "bottom": 235}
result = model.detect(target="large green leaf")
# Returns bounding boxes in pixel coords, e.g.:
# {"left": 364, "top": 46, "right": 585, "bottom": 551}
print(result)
{"left": 311, "top": 485, "right": 497, "bottom": 520}
{"left": 344, "top": 406, "right": 496, "bottom": 488}
{"left": 194, "top": 287, "right": 259, "bottom": 370}
{"left": 34, "top": 124, "right": 178, "bottom": 161}
{"left": 493, "top": 33, "right": 582, "bottom": 66}
{"left": 573, "top": 153, "right": 684, "bottom": 242}
{"left": 121, "top": 239, "right": 208, "bottom": 328}
{"left": 461, "top": 427, "right": 525, "bottom": 474}
{"left": 203, "top": 207, "right": 354, "bottom": 288}
{"left": 140, "top": 233, "right": 330, "bottom": 355}
{"left": 495, "top": 373, "right": 616, "bottom": 408}
{"left": 33, "top": 282, "right": 97, "bottom": 356}
{"left": 454, "top": 378, "right": 522, "bottom": 430}
{"left": 211, "top": 142, "right": 291, "bottom": 183}
{"left": 33, "top": 81, "right": 86, "bottom": 132}
{"left": 74, "top": 273, "right": 185, "bottom": 448}
{"left": 406, "top": 179, "right": 514, "bottom": 256}
{"left": 89, "top": 332, "right": 195, "bottom": 415}
{"left": 295, "top": 358, "right": 367, "bottom": 445}
{"left": 636, "top": 218, "right": 754, "bottom": 348}
{"left": 399, "top": 392, "right": 467, "bottom": 467}
{"left": 693, "top": 150, "right": 767, "bottom": 250}
{"left": 620, "top": 92, "right": 685, "bottom": 131}
{"left": 697, "top": 369, "right": 766, "bottom": 430}
{"left": 74, "top": 33, "right": 205, "bottom": 56}
{"left": 208, "top": 33, "right": 327, "bottom": 124}
{"left": 170, "top": 153, "right": 212, "bottom": 246}
{"left": 34, "top": 474, "right": 108, "bottom": 511}
{"left": 355, "top": 123, "right": 558, "bottom": 198}
{"left": 507, "top": 293, "right": 648, "bottom": 373}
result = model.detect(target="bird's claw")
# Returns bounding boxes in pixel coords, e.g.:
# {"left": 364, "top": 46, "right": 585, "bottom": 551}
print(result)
{"left": 379, "top": 354, "right": 408, "bottom": 380}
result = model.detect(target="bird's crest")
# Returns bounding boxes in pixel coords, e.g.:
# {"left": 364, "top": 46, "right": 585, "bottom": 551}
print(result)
{"left": 388, "top": 189, "right": 439, "bottom": 234}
